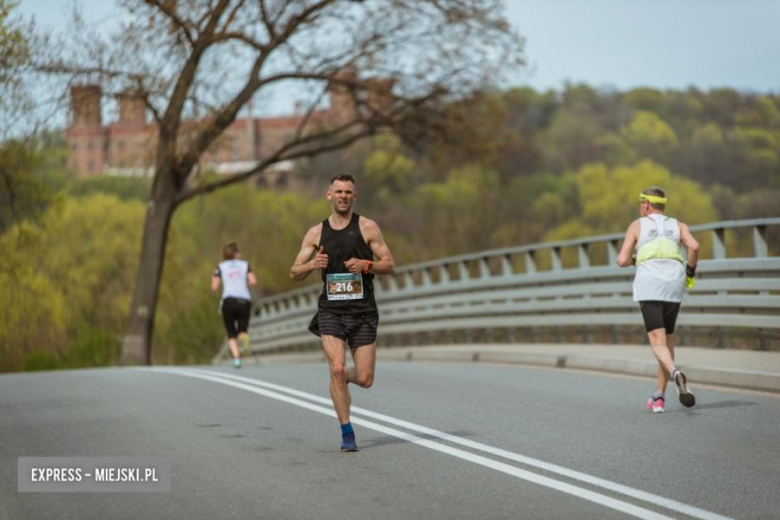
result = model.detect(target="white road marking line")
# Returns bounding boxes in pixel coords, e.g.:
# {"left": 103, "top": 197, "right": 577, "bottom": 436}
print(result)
{"left": 151, "top": 367, "right": 675, "bottom": 520}
{"left": 182, "top": 367, "right": 734, "bottom": 520}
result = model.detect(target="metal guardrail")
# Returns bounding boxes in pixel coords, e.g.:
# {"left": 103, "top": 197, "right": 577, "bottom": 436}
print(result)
{"left": 215, "top": 218, "right": 780, "bottom": 361}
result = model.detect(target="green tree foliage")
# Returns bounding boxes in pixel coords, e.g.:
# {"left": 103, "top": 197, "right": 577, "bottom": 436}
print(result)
{"left": 545, "top": 161, "right": 718, "bottom": 242}
{"left": 620, "top": 110, "right": 679, "bottom": 163}
{"left": 0, "top": 222, "right": 69, "bottom": 371}
{"left": 409, "top": 165, "right": 502, "bottom": 257}
{"left": 0, "top": 3, "right": 67, "bottom": 233}
{"left": 66, "top": 176, "right": 151, "bottom": 201}
{"left": 363, "top": 134, "right": 415, "bottom": 200}
{"left": 0, "top": 140, "right": 53, "bottom": 231}
{"left": 0, "top": 194, "right": 144, "bottom": 371}
{"left": 0, "top": 0, "right": 31, "bottom": 121}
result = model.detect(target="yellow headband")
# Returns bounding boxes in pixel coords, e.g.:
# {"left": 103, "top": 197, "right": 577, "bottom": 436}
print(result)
{"left": 639, "top": 193, "right": 667, "bottom": 205}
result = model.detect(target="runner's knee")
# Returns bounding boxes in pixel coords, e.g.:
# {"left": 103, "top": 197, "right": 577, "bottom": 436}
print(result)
{"left": 329, "top": 362, "right": 347, "bottom": 379}
{"left": 354, "top": 373, "right": 373, "bottom": 388}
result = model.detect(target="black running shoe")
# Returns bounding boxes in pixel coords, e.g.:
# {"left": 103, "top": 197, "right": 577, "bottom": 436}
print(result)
{"left": 674, "top": 371, "right": 696, "bottom": 408}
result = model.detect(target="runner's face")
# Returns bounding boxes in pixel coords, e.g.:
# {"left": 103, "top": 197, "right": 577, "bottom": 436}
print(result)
{"left": 327, "top": 180, "right": 357, "bottom": 215}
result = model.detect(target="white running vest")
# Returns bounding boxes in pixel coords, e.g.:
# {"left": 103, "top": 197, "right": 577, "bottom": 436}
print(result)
{"left": 215, "top": 259, "right": 252, "bottom": 302}
{"left": 633, "top": 214, "right": 685, "bottom": 302}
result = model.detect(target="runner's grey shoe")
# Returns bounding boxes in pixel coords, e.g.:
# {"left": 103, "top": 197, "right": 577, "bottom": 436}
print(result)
{"left": 674, "top": 371, "right": 695, "bottom": 407}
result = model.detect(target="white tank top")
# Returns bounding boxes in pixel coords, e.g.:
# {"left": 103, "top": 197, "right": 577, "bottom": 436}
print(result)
{"left": 215, "top": 259, "right": 252, "bottom": 302}
{"left": 633, "top": 214, "right": 685, "bottom": 302}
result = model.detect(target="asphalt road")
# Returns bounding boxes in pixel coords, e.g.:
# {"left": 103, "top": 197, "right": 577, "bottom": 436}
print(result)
{"left": 2, "top": 361, "right": 779, "bottom": 520}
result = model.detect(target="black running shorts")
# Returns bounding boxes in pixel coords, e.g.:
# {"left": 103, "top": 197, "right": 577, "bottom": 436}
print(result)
{"left": 308, "top": 311, "right": 379, "bottom": 349}
{"left": 639, "top": 301, "right": 681, "bottom": 334}
{"left": 222, "top": 297, "right": 252, "bottom": 339}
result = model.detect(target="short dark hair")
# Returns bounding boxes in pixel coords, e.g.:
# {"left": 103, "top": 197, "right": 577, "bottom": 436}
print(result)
{"left": 642, "top": 186, "right": 666, "bottom": 210}
{"left": 222, "top": 241, "right": 239, "bottom": 260}
{"left": 329, "top": 173, "right": 356, "bottom": 186}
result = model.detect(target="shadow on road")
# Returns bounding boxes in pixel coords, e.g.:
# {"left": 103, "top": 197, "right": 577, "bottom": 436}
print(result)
{"left": 675, "top": 400, "right": 758, "bottom": 411}
{"left": 359, "top": 430, "right": 476, "bottom": 449}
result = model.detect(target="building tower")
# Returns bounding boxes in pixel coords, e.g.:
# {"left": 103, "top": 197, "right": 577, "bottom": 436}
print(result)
{"left": 66, "top": 85, "right": 107, "bottom": 177}
{"left": 116, "top": 90, "right": 147, "bottom": 126}
{"left": 70, "top": 85, "right": 102, "bottom": 127}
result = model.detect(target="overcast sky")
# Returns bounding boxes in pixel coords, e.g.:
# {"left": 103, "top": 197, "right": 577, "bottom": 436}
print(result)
{"left": 506, "top": 0, "right": 780, "bottom": 93}
{"left": 17, "top": 0, "right": 780, "bottom": 114}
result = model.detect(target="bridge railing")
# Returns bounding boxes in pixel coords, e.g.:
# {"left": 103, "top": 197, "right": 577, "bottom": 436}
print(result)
{"left": 216, "top": 218, "right": 780, "bottom": 361}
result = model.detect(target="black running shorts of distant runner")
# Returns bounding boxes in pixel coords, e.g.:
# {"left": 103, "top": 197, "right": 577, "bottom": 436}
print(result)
{"left": 639, "top": 300, "right": 681, "bottom": 334}
{"left": 309, "top": 311, "right": 379, "bottom": 349}
{"left": 222, "top": 297, "right": 252, "bottom": 339}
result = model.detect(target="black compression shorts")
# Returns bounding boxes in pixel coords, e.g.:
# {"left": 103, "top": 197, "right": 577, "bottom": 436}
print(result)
{"left": 639, "top": 301, "right": 681, "bottom": 334}
{"left": 222, "top": 297, "right": 252, "bottom": 339}
{"left": 308, "top": 311, "right": 379, "bottom": 349}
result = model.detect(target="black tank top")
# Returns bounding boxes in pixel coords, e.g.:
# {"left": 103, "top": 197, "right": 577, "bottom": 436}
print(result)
{"left": 318, "top": 213, "right": 376, "bottom": 314}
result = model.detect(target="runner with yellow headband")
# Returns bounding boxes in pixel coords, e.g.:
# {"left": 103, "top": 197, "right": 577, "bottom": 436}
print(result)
{"left": 617, "top": 186, "right": 700, "bottom": 412}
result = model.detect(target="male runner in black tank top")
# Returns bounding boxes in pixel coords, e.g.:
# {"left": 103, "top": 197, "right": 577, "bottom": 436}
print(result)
{"left": 290, "top": 174, "right": 395, "bottom": 452}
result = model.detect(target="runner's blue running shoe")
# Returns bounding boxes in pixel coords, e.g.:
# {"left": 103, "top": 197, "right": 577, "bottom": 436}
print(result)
{"left": 340, "top": 433, "right": 358, "bottom": 452}
{"left": 233, "top": 358, "right": 242, "bottom": 369}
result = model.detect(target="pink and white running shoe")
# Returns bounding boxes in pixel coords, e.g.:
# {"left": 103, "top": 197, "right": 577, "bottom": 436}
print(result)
{"left": 646, "top": 396, "right": 665, "bottom": 413}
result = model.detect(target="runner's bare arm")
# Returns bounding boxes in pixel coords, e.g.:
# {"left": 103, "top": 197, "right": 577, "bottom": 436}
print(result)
{"left": 679, "top": 223, "right": 700, "bottom": 267}
{"left": 211, "top": 274, "right": 221, "bottom": 292}
{"left": 616, "top": 220, "right": 640, "bottom": 267}
{"left": 290, "top": 224, "right": 325, "bottom": 281}
{"left": 344, "top": 218, "right": 394, "bottom": 275}
{"left": 247, "top": 271, "right": 258, "bottom": 287}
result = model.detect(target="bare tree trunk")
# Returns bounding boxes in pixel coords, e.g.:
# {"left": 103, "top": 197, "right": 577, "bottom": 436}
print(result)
{"left": 120, "top": 183, "right": 177, "bottom": 365}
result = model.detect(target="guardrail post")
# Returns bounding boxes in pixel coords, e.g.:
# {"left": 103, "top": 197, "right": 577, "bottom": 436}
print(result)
{"left": 524, "top": 251, "right": 536, "bottom": 274}
{"left": 681, "top": 326, "right": 691, "bottom": 347}
{"left": 501, "top": 254, "right": 513, "bottom": 277}
{"left": 607, "top": 240, "right": 619, "bottom": 266}
{"left": 439, "top": 265, "right": 451, "bottom": 285}
{"left": 712, "top": 228, "right": 727, "bottom": 259}
{"left": 458, "top": 261, "right": 470, "bottom": 282}
{"left": 613, "top": 325, "right": 623, "bottom": 344}
{"left": 758, "top": 329, "right": 768, "bottom": 351}
{"left": 717, "top": 328, "right": 731, "bottom": 349}
{"left": 578, "top": 244, "right": 590, "bottom": 269}
{"left": 386, "top": 275, "right": 399, "bottom": 293}
{"left": 421, "top": 268, "right": 433, "bottom": 288}
{"left": 583, "top": 325, "right": 593, "bottom": 344}
{"left": 404, "top": 272, "right": 416, "bottom": 291}
{"left": 552, "top": 247, "right": 563, "bottom": 271}
{"left": 753, "top": 225, "right": 768, "bottom": 258}
{"left": 478, "top": 258, "right": 491, "bottom": 279}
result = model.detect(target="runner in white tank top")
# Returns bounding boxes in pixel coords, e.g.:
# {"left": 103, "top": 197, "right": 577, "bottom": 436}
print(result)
{"left": 617, "top": 187, "right": 700, "bottom": 411}
{"left": 212, "top": 241, "right": 257, "bottom": 368}
{"left": 633, "top": 214, "right": 685, "bottom": 302}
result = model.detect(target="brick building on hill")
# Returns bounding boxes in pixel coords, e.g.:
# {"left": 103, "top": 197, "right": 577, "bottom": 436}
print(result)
{"left": 64, "top": 75, "right": 390, "bottom": 189}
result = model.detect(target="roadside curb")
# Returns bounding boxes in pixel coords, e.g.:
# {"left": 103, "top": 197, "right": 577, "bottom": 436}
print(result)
{"left": 222, "top": 345, "right": 780, "bottom": 394}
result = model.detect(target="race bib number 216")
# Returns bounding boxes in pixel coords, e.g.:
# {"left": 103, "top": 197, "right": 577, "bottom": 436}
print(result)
{"left": 326, "top": 273, "right": 364, "bottom": 301}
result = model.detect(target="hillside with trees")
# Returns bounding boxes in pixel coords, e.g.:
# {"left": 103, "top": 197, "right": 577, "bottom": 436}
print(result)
{"left": 2, "top": 84, "right": 779, "bottom": 371}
